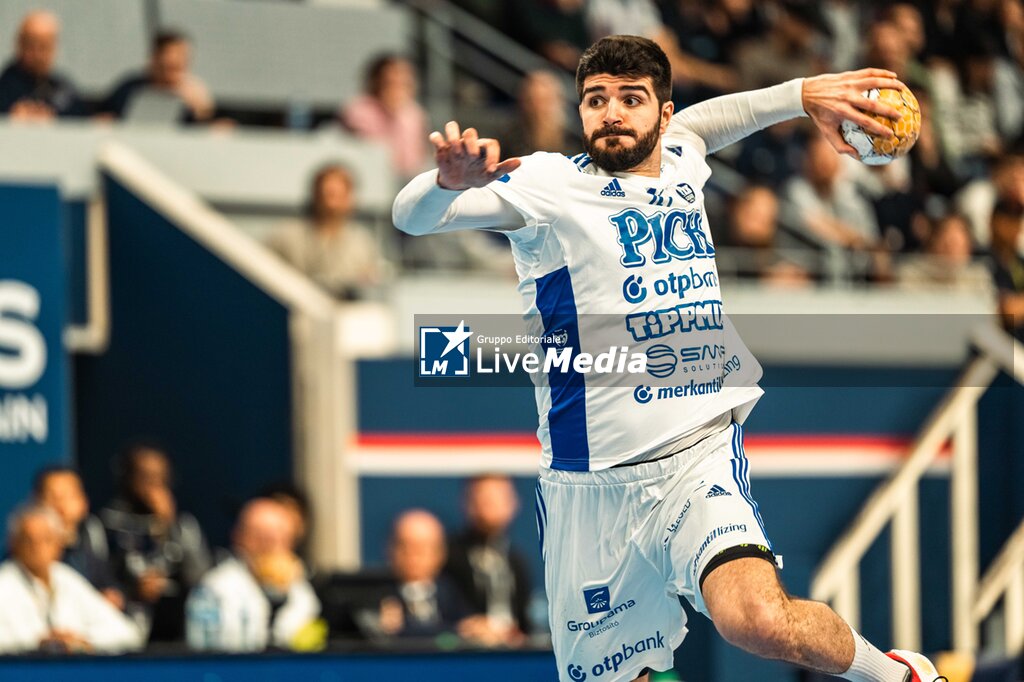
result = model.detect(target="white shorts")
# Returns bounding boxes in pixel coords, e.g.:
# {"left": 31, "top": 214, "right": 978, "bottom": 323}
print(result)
{"left": 536, "top": 422, "right": 775, "bottom": 682}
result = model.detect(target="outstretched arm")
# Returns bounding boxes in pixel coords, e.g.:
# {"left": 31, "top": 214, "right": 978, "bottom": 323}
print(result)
{"left": 393, "top": 122, "right": 524, "bottom": 236}
{"left": 671, "top": 69, "right": 907, "bottom": 157}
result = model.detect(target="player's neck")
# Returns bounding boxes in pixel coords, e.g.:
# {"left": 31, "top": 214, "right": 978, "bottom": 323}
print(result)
{"left": 623, "top": 149, "right": 662, "bottom": 178}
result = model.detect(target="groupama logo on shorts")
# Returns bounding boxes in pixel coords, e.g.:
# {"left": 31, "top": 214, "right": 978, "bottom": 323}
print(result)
{"left": 583, "top": 586, "right": 611, "bottom": 614}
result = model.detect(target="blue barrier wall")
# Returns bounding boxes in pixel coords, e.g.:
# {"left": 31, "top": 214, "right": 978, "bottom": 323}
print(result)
{"left": 73, "top": 174, "right": 296, "bottom": 549}
{"left": 0, "top": 184, "right": 72, "bottom": 547}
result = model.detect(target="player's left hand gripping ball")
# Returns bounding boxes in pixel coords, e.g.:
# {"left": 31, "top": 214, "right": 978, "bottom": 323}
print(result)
{"left": 841, "top": 87, "right": 922, "bottom": 166}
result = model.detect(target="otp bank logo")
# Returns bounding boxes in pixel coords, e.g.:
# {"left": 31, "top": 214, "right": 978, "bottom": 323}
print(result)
{"left": 418, "top": 320, "right": 472, "bottom": 377}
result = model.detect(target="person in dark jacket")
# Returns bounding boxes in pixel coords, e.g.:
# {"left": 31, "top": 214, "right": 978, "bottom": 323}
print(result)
{"left": 100, "top": 444, "right": 211, "bottom": 642}
{"left": 33, "top": 466, "right": 121, "bottom": 608}
{"left": 445, "top": 475, "right": 533, "bottom": 644}
{"left": 0, "top": 11, "right": 83, "bottom": 119}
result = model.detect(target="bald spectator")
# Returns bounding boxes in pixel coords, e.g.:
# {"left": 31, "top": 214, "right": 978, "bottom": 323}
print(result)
{"left": 340, "top": 55, "right": 428, "bottom": 179}
{"left": 0, "top": 505, "right": 141, "bottom": 654}
{"left": 500, "top": 70, "right": 581, "bottom": 158}
{"left": 99, "top": 30, "right": 214, "bottom": 123}
{"left": 186, "top": 498, "right": 320, "bottom": 652}
{"left": 0, "top": 11, "right": 83, "bottom": 120}
{"left": 367, "top": 510, "right": 469, "bottom": 639}
{"left": 33, "top": 467, "right": 121, "bottom": 608}
{"left": 445, "top": 475, "right": 533, "bottom": 644}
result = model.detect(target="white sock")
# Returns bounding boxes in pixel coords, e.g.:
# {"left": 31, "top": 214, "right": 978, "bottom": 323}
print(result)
{"left": 840, "top": 625, "right": 910, "bottom": 682}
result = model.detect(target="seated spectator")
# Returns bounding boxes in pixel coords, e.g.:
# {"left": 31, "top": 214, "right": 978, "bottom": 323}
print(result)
{"left": 339, "top": 55, "right": 428, "bottom": 179}
{"left": 186, "top": 498, "right": 320, "bottom": 652}
{"left": 0, "top": 11, "right": 83, "bottom": 120}
{"left": 33, "top": 466, "right": 122, "bottom": 608}
{"left": 505, "top": 0, "right": 590, "bottom": 73}
{"left": 990, "top": 199, "right": 1024, "bottom": 339}
{"left": 500, "top": 70, "right": 581, "bottom": 158}
{"left": 734, "top": 0, "right": 830, "bottom": 90}
{"left": 259, "top": 482, "right": 313, "bottom": 566}
{"left": 266, "top": 163, "right": 387, "bottom": 300}
{"left": 898, "top": 213, "right": 991, "bottom": 290}
{"left": 445, "top": 475, "right": 532, "bottom": 645}
{"left": 719, "top": 185, "right": 812, "bottom": 285}
{"left": 957, "top": 153, "right": 1024, "bottom": 248}
{"left": 101, "top": 443, "right": 211, "bottom": 642}
{"left": 98, "top": 30, "right": 214, "bottom": 123}
{"left": 361, "top": 510, "right": 468, "bottom": 639}
{"left": 783, "top": 134, "right": 881, "bottom": 251}
{"left": 0, "top": 504, "right": 141, "bottom": 654}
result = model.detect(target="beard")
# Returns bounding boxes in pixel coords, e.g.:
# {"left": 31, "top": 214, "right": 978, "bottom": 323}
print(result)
{"left": 583, "top": 121, "right": 661, "bottom": 173}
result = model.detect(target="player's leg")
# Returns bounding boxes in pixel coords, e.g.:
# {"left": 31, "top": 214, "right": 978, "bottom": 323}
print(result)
{"left": 701, "top": 557, "right": 910, "bottom": 678}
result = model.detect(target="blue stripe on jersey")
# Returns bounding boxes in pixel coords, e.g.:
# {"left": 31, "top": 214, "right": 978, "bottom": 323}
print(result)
{"left": 534, "top": 481, "right": 547, "bottom": 560}
{"left": 730, "top": 424, "right": 772, "bottom": 550}
{"left": 535, "top": 266, "right": 590, "bottom": 471}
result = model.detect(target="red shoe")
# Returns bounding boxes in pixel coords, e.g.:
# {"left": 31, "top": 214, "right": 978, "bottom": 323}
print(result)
{"left": 886, "top": 650, "right": 947, "bottom": 682}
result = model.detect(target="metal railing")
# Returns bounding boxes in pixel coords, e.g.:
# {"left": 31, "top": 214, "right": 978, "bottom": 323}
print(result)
{"left": 811, "top": 324, "right": 1024, "bottom": 655}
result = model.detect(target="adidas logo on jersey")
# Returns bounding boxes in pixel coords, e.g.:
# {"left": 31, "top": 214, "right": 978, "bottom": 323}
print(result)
{"left": 705, "top": 485, "right": 731, "bottom": 498}
{"left": 600, "top": 179, "right": 626, "bottom": 198}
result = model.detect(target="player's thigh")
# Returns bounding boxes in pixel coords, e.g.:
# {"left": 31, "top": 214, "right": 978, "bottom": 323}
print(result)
{"left": 665, "top": 425, "right": 777, "bottom": 616}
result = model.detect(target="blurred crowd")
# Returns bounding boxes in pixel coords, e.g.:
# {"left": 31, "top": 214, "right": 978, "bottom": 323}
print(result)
{"left": 2, "top": 0, "right": 1022, "bottom": 334}
{"left": 0, "top": 450, "right": 537, "bottom": 655}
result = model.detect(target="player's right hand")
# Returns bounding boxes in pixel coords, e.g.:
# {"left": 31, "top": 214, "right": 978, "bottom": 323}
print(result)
{"left": 431, "top": 121, "right": 521, "bottom": 190}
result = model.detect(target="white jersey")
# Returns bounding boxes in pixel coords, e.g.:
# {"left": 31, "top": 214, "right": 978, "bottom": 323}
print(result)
{"left": 393, "top": 79, "right": 808, "bottom": 473}
{"left": 487, "top": 130, "right": 763, "bottom": 472}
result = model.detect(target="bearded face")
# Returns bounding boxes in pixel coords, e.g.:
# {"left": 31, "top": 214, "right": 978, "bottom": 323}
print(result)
{"left": 583, "top": 119, "right": 661, "bottom": 173}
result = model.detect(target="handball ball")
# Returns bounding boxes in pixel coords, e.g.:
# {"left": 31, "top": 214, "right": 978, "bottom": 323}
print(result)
{"left": 840, "top": 87, "right": 921, "bottom": 166}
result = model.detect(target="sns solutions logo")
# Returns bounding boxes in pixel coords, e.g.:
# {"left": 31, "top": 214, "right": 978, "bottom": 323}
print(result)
{"left": 419, "top": 320, "right": 473, "bottom": 377}
{"left": 568, "top": 631, "right": 667, "bottom": 679}
{"left": 0, "top": 281, "right": 48, "bottom": 443}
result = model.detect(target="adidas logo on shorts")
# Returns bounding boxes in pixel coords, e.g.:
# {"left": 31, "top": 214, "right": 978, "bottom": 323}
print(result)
{"left": 600, "top": 179, "right": 626, "bottom": 197}
{"left": 705, "top": 484, "right": 731, "bottom": 498}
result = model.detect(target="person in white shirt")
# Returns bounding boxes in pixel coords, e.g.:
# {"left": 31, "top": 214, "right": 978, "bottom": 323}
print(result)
{"left": 186, "top": 498, "right": 320, "bottom": 652}
{"left": 0, "top": 504, "right": 142, "bottom": 654}
{"left": 392, "top": 35, "right": 943, "bottom": 682}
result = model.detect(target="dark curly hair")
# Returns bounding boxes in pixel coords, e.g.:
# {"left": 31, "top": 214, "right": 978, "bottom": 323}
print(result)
{"left": 575, "top": 35, "right": 672, "bottom": 106}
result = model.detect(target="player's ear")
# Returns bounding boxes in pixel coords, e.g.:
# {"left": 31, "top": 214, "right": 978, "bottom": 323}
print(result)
{"left": 660, "top": 100, "right": 674, "bottom": 133}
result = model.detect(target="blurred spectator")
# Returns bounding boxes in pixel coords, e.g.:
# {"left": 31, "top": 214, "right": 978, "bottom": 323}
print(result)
{"left": 445, "top": 475, "right": 533, "bottom": 644}
{"left": 0, "top": 11, "right": 83, "bottom": 120}
{"left": 719, "top": 185, "right": 812, "bottom": 285}
{"left": 500, "top": 70, "right": 581, "bottom": 158}
{"left": 898, "top": 213, "right": 991, "bottom": 290}
{"left": 186, "top": 498, "right": 320, "bottom": 652}
{"left": 98, "top": 30, "right": 214, "bottom": 123}
{"left": 33, "top": 466, "right": 122, "bottom": 608}
{"left": 259, "top": 481, "right": 313, "bottom": 565}
{"left": 0, "top": 504, "right": 141, "bottom": 654}
{"left": 266, "top": 163, "right": 387, "bottom": 300}
{"left": 864, "top": 18, "right": 929, "bottom": 89}
{"left": 506, "top": 0, "right": 590, "bottom": 73}
{"left": 101, "top": 443, "right": 211, "bottom": 642}
{"left": 783, "top": 134, "right": 881, "bottom": 251}
{"left": 990, "top": 199, "right": 1024, "bottom": 339}
{"left": 339, "top": 55, "right": 428, "bottom": 178}
{"left": 735, "top": 1, "right": 830, "bottom": 90}
{"left": 584, "top": 0, "right": 738, "bottom": 96}
{"left": 957, "top": 153, "right": 1024, "bottom": 247}
{"left": 363, "top": 510, "right": 469, "bottom": 639}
